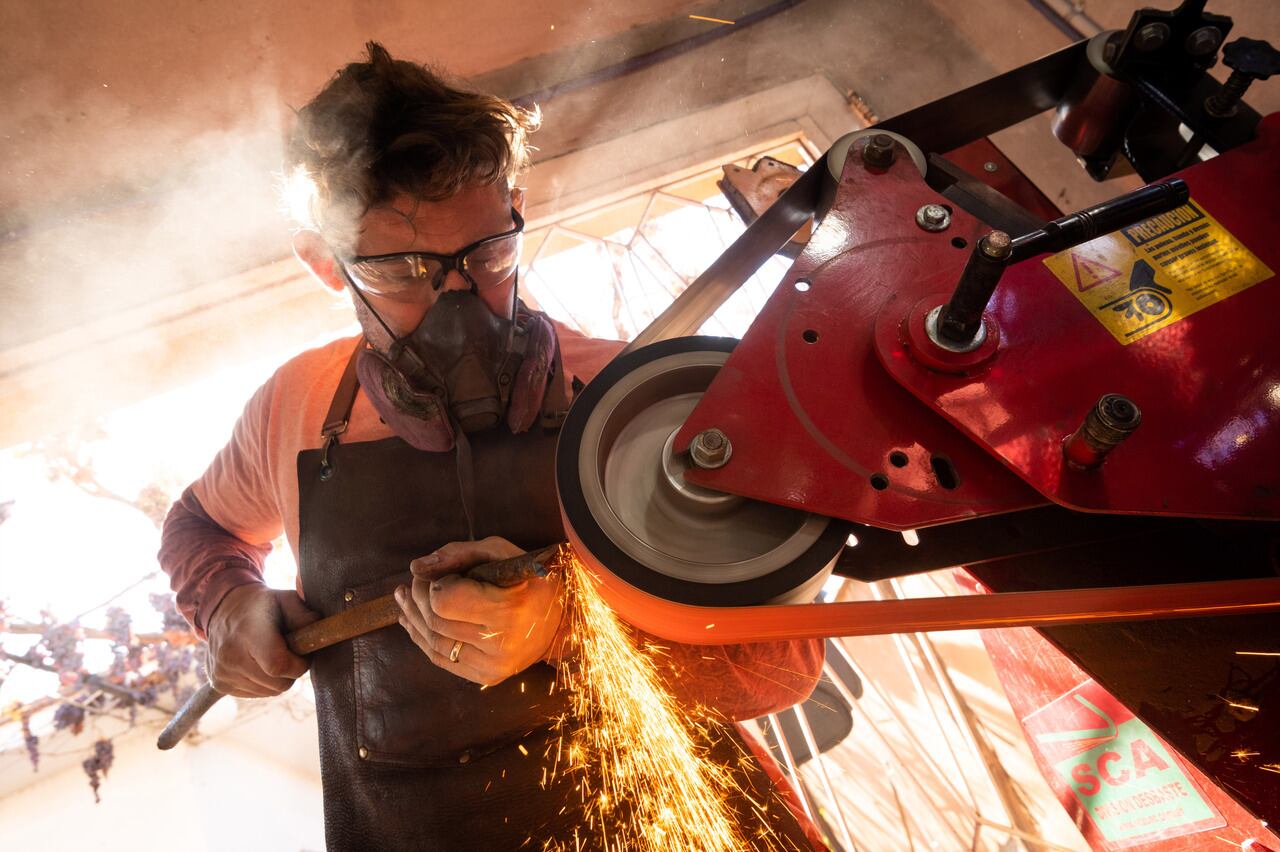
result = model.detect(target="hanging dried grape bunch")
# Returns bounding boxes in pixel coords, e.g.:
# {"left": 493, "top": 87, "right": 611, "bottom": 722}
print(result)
{"left": 21, "top": 712, "right": 39, "bottom": 772}
{"left": 82, "top": 739, "right": 115, "bottom": 803}
{"left": 53, "top": 702, "right": 86, "bottom": 735}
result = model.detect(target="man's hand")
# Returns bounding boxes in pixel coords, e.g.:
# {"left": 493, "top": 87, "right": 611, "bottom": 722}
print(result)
{"left": 395, "top": 537, "right": 566, "bottom": 687}
{"left": 206, "top": 584, "right": 321, "bottom": 698}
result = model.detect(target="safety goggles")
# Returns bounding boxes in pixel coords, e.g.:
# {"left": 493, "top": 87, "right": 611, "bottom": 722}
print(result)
{"left": 343, "top": 208, "right": 524, "bottom": 303}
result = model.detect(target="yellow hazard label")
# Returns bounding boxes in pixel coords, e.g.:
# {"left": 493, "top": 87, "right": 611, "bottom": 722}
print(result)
{"left": 1042, "top": 199, "right": 1273, "bottom": 344}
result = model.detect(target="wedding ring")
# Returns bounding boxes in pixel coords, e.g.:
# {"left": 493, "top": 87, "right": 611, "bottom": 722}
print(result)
{"left": 449, "top": 639, "right": 464, "bottom": 663}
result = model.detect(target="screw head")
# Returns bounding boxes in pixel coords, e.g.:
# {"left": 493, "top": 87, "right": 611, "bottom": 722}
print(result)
{"left": 1134, "top": 22, "right": 1170, "bottom": 52}
{"left": 690, "top": 428, "right": 732, "bottom": 469}
{"left": 861, "top": 133, "right": 897, "bottom": 168}
{"left": 1185, "top": 26, "right": 1224, "bottom": 58}
{"left": 916, "top": 204, "right": 951, "bottom": 232}
{"left": 983, "top": 161, "right": 999, "bottom": 173}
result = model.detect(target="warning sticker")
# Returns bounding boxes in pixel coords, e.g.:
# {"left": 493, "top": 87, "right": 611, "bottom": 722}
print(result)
{"left": 1023, "top": 680, "right": 1224, "bottom": 848}
{"left": 1043, "top": 200, "right": 1273, "bottom": 344}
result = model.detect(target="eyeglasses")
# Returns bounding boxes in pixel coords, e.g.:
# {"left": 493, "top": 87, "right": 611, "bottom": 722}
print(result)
{"left": 342, "top": 208, "right": 524, "bottom": 303}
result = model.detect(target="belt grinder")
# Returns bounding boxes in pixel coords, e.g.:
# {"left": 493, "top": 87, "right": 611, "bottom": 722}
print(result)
{"left": 554, "top": 1, "right": 1280, "bottom": 837}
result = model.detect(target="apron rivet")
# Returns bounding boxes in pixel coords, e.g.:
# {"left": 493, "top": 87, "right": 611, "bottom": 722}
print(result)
{"left": 319, "top": 464, "right": 334, "bottom": 482}
{"left": 458, "top": 751, "right": 472, "bottom": 764}
{"left": 358, "top": 745, "right": 369, "bottom": 759}
{"left": 344, "top": 590, "right": 354, "bottom": 602}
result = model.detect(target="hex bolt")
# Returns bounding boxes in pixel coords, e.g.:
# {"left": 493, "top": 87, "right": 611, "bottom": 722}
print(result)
{"left": 1184, "top": 26, "right": 1223, "bottom": 57}
{"left": 935, "top": 230, "right": 1012, "bottom": 348}
{"left": 1133, "top": 22, "right": 1170, "bottom": 52}
{"left": 690, "top": 428, "right": 732, "bottom": 469}
{"left": 1205, "top": 38, "right": 1280, "bottom": 118}
{"left": 1063, "top": 394, "right": 1142, "bottom": 469}
{"left": 915, "top": 204, "right": 951, "bottom": 232}
{"left": 861, "top": 134, "right": 896, "bottom": 168}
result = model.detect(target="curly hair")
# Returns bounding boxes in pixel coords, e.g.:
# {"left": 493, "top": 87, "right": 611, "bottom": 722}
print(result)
{"left": 285, "top": 42, "right": 540, "bottom": 254}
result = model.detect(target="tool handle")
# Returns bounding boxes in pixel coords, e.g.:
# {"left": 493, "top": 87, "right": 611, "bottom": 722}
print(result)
{"left": 156, "top": 543, "right": 564, "bottom": 750}
{"left": 156, "top": 682, "right": 222, "bottom": 750}
{"left": 286, "top": 543, "right": 560, "bottom": 655}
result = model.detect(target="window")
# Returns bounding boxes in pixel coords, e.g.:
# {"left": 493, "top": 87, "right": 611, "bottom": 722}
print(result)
{"left": 522, "top": 139, "right": 815, "bottom": 340}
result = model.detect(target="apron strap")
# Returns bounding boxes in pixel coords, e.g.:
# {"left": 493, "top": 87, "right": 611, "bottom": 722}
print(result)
{"left": 319, "top": 337, "right": 365, "bottom": 480}
{"left": 539, "top": 336, "right": 572, "bottom": 430}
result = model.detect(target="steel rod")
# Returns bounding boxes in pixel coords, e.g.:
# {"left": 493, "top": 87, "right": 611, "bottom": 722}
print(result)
{"left": 791, "top": 702, "right": 857, "bottom": 852}
{"left": 827, "top": 642, "right": 975, "bottom": 847}
{"left": 766, "top": 713, "right": 817, "bottom": 823}
{"left": 158, "top": 544, "right": 563, "bottom": 750}
{"left": 870, "top": 581, "right": 982, "bottom": 812}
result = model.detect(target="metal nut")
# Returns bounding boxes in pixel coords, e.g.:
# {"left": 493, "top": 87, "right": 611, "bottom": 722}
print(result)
{"left": 690, "top": 428, "right": 732, "bottom": 469}
{"left": 1134, "top": 22, "right": 1170, "bottom": 52}
{"left": 861, "top": 133, "right": 896, "bottom": 168}
{"left": 1185, "top": 26, "right": 1223, "bottom": 57}
{"left": 980, "top": 230, "right": 1012, "bottom": 259}
{"left": 915, "top": 204, "right": 951, "bottom": 232}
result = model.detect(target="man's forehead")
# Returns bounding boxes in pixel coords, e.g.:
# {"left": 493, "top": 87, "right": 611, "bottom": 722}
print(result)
{"left": 355, "top": 185, "right": 512, "bottom": 255}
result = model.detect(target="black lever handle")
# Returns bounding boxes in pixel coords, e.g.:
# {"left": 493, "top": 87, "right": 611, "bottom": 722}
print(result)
{"left": 1009, "top": 179, "right": 1189, "bottom": 262}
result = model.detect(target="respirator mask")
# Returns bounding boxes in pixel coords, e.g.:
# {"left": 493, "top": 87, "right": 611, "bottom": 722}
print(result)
{"left": 337, "top": 207, "right": 565, "bottom": 452}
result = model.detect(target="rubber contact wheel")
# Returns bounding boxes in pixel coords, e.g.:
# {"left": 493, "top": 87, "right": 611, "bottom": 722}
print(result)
{"left": 556, "top": 336, "right": 846, "bottom": 608}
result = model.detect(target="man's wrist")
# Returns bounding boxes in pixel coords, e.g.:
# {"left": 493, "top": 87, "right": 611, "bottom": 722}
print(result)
{"left": 198, "top": 572, "right": 268, "bottom": 638}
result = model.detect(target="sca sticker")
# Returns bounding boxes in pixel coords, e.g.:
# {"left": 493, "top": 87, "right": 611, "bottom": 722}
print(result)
{"left": 1023, "top": 680, "right": 1224, "bottom": 848}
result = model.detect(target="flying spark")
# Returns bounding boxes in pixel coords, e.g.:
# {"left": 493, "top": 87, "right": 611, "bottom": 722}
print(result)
{"left": 688, "top": 14, "right": 736, "bottom": 25}
{"left": 1224, "top": 699, "right": 1261, "bottom": 712}
{"left": 542, "top": 550, "right": 793, "bottom": 851}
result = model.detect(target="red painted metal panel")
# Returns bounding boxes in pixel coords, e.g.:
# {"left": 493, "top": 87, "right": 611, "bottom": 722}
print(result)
{"left": 676, "top": 140, "right": 1043, "bottom": 530}
{"left": 878, "top": 114, "right": 1280, "bottom": 521}
{"left": 970, "top": 575, "right": 1280, "bottom": 851}
{"left": 946, "top": 137, "right": 1065, "bottom": 222}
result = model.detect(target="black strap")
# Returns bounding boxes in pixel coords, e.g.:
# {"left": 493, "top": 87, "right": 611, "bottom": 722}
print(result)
{"left": 452, "top": 425, "right": 478, "bottom": 542}
{"left": 539, "top": 337, "right": 572, "bottom": 430}
{"left": 319, "top": 337, "right": 365, "bottom": 478}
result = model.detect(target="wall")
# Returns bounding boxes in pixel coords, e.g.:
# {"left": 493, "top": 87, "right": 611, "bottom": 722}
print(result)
{"left": 0, "top": 699, "right": 324, "bottom": 852}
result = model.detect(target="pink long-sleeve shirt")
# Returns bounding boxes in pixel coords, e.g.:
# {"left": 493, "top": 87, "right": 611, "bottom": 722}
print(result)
{"left": 158, "top": 324, "right": 823, "bottom": 720}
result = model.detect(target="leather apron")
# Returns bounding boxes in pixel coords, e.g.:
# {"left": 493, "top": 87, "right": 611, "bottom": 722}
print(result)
{"left": 297, "top": 342, "right": 818, "bottom": 851}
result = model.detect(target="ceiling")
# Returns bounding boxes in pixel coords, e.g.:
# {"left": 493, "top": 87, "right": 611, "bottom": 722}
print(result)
{"left": 1, "top": 0, "right": 695, "bottom": 220}
{"left": 0, "top": 0, "right": 700, "bottom": 352}
{"left": 1, "top": 0, "right": 1276, "bottom": 430}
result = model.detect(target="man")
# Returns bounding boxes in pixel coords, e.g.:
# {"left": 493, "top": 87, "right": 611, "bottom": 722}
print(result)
{"left": 160, "top": 43, "right": 825, "bottom": 849}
